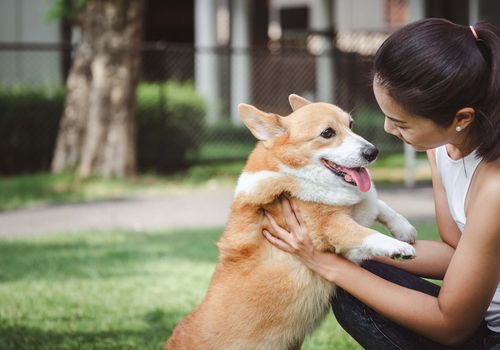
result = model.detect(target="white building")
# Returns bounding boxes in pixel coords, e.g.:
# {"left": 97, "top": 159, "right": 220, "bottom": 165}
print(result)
{"left": 0, "top": 0, "right": 65, "bottom": 87}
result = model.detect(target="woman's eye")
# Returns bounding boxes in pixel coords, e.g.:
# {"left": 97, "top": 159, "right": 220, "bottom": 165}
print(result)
{"left": 320, "top": 127, "right": 336, "bottom": 139}
{"left": 349, "top": 121, "right": 354, "bottom": 129}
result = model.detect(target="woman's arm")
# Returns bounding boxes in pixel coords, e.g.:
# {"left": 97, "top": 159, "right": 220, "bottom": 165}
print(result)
{"left": 427, "top": 149, "right": 462, "bottom": 248}
{"left": 371, "top": 150, "right": 460, "bottom": 278}
{"left": 371, "top": 239, "right": 454, "bottom": 279}
{"left": 332, "top": 191, "right": 500, "bottom": 345}
{"left": 264, "top": 177, "right": 500, "bottom": 345}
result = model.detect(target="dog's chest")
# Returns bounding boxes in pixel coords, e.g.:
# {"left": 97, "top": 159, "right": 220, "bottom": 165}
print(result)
{"left": 235, "top": 170, "right": 379, "bottom": 226}
{"left": 295, "top": 180, "right": 379, "bottom": 226}
{"left": 350, "top": 193, "right": 379, "bottom": 227}
{"left": 266, "top": 248, "right": 335, "bottom": 329}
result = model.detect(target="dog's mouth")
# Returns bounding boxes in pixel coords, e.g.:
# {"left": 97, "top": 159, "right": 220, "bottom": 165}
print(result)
{"left": 321, "top": 159, "right": 371, "bottom": 192}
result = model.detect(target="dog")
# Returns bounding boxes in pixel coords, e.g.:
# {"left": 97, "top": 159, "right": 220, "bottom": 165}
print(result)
{"left": 164, "top": 94, "right": 417, "bottom": 350}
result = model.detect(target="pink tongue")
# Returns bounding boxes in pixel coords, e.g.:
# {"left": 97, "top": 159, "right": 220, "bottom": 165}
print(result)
{"left": 345, "top": 168, "right": 371, "bottom": 192}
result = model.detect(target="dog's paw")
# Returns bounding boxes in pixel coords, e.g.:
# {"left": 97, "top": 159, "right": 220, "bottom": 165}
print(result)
{"left": 345, "top": 233, "right": 416, "bottom": 263}
{"left": 371, "top": 234, "right": 416, "bottom": 260}
{"left": 388, "top": 216, "right": 417, "bottom": 244}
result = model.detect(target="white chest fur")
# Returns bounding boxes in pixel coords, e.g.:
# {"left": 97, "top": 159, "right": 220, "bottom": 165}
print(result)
{"left": 234, "top": 169, "right": 379, "bottom": 227}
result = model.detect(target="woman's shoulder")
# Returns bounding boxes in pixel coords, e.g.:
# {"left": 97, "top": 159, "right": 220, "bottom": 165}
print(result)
{"left": 475, "top": 158, "right": 500, "bottom": 199}
{"left": 463, "top": 159, "right": 500, "bottom": 245}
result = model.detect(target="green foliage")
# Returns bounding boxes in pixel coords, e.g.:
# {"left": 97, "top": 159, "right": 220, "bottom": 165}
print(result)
{"left": 186, "top": 121, "right": 256, "bottom": 163}
{"left": 46, "top": 0, "right": 87, "bottom": 21}
{"left": 136, "top": 81, "right": 205, "bottom": 173}
{"left": 183, "top": 161, "right": 246, "bottom": 183}
{"left": 0, "top": 87, "right": 65, "bottom": 175}
{"left": 204, "top": 121, "right": 255, "bottom": 144}
{"left": 0, "top": 82, "right": 205, "bottom": 175}
{"left": 189, "top": 141, "right": 255, "bottom": 163}
{"left": 353, "top": 108, "right": 404, "bottom": 154}
{"left": 0, "top": 172, "right": 75, "bottom": 210}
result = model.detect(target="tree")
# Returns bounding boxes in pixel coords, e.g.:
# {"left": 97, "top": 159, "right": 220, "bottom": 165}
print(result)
{"left": 51, "top": 0, "right": 145, "bottom": 179}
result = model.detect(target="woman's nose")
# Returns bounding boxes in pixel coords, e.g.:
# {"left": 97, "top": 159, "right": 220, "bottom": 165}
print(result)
{"left": 384, "top": 117, "right": 397, "bottom": 136}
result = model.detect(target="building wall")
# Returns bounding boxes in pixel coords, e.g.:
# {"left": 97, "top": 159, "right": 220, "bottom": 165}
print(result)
{"left": 335, "top": 0, "right": 386, "bottom": 31}
{"left": 480, "top": 0, "right": 500, "bottom": 25}
{"left": 0, "top": 0, "right": 62, "bottom": 87}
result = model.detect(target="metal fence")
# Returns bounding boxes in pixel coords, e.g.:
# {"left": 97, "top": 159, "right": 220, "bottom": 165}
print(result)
{"left": 139, "top": 37, "right": 394, "bottom": 125}
{"left": 0, "top": 36, "right": 405, "bottom": 172}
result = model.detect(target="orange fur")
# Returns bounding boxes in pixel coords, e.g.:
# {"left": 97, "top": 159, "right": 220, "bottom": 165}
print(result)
{"left": 165, "top": 98, "right": 392, "bottom": 350}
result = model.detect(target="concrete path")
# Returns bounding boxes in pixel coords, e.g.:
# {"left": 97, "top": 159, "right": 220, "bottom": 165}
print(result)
{"left": 0, "top": 186, "right": 435, "bottom": 238}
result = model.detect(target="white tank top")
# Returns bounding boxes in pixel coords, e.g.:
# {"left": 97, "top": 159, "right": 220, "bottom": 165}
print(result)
{"left": 435, "top": 145, "right": 500, "bottom": 332}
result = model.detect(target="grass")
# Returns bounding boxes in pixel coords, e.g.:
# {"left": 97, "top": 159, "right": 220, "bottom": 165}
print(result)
{"left": 0, "top": 172, "right": 191, "bottom": 211}
{"left": 0, "top": 224, "right": 440, "bottom": 350}
{"left": 0, "top": 152, "right": 431, "bottom": 211}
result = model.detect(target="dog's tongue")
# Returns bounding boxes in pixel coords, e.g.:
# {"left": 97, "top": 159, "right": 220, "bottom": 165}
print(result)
{"left": 345, "top": 167, "right": 371, "bottom": 192}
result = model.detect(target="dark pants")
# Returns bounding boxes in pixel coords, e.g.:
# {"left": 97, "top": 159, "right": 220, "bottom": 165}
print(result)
{"left": 331, "top": 261, "right": 500, "bottom": 350}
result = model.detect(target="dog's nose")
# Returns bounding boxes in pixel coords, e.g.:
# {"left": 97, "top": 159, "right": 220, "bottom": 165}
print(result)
{"left": 362, "top": 146, "right": 379, "bottom": 162}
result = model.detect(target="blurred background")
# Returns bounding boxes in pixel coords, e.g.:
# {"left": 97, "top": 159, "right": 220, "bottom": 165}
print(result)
{"left": 1, "top": 0, "right": 498, "bottom": 184}
{"left": 0, "top": 1, "right": 499, "bottom": 349}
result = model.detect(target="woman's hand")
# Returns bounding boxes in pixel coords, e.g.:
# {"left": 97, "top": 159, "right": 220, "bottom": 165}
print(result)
{"left": 263, "top": 198, "right": 315, "bottom": 259}
{"left": 262, "top": 198, "right": 348, "bottom": 282}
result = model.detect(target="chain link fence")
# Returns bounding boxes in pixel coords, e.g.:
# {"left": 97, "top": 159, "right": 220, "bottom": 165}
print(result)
{"left": 139, "top": 33, "right": 403, "bottom": 167}
{"left": 0, "top": 33, "right": 404, "bottom": 174}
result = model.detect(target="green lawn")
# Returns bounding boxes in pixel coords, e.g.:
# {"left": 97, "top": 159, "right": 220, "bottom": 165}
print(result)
{"left": 0, "top": 224, "right": 440, "bottom": 350}
{"left": 0, "top": 172, "right": 193, "bottom": 211}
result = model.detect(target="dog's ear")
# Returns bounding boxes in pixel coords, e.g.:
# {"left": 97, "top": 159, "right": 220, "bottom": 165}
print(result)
{"left": 238, "top": 104, "right": 285, "bottom": 146}
{"left": 289, "top": 94, "right": 312, "bottom": 111}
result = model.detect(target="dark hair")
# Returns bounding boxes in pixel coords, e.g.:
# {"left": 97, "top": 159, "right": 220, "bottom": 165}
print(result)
{"left": 373, "top": 18, "right": 500, "bottom": 161}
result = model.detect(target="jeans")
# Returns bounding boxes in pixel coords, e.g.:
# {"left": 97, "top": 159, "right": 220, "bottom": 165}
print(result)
{"left": 331, "top": 261, "right": 500, "bottom": 350}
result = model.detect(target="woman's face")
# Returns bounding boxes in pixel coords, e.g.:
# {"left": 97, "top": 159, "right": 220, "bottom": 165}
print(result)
{"left": 373, "top": 79, "right": 456, "bottom": 151}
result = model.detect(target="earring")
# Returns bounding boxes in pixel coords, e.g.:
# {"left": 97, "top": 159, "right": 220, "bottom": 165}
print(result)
{"left": 456, "top": 126, "right": 462, "bottom": 132}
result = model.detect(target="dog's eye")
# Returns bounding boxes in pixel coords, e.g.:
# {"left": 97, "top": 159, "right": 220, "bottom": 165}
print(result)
{"left": 320, "top": 128, "right": 336, "bottom": 139}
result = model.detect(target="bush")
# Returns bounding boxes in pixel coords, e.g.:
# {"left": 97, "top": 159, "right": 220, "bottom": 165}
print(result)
{"left": 136, "top": 81, "right": 205, "bottom": 172}
{"left": 203, "top": 121, "right": 255, "bottom": 144}
{"left": 0, "top": 87, "right": 65, "bottom": 175}
{"left": 353, "top": 108, "right": 404, "bottom": 154}
{"left": 0, "top": 82, "right": 205, "bottom": 175}
{"left": 188, "top": 121, "right": 256, "bottom": 163}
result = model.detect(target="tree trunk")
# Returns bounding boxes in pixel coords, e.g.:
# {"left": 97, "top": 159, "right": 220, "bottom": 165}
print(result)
{"left": 51, "top": 0, "right": 144, "bottom": 179}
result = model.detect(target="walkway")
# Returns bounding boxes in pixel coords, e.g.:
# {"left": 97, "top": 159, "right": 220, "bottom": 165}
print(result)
{"left": 0, "top": 186, "right": 435, "bottom": 238}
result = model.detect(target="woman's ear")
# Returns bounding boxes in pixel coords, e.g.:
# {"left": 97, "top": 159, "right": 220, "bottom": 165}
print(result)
{"left": 454, "top": 107, "right": 475, "bottom": 131}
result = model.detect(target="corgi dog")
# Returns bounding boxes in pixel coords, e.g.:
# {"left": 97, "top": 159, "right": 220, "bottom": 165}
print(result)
{"left": 165, "top": 95, "right": 417, "bottom": 350}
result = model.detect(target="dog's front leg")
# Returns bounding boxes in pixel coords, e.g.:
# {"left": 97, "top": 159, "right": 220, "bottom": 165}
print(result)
{"left": 376, "top": 199, "right": 417, "bottom": 243}
{"left": 315, "top": 212, "right": 416, "bottom": 263}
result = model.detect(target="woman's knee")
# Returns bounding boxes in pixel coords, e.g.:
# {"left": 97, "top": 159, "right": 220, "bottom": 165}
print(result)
{"left": 330, "top": 287, "right": 372, "bottom": 340}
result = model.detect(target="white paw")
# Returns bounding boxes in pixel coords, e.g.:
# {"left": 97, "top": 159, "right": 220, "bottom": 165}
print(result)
{"left": 345, "top": 233, "right": 416, "bottom": 263}
{"left": 388, "top": 215, "right": 417, "bottom": 243}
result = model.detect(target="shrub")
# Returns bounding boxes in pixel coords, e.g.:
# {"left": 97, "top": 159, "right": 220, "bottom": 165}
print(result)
{"left": 136, "top": 81, "right": 205, "bottom": 172}
{"left": 203, "top": 121, "right": 255, "bottom": 144}
{"left": 187, "top": 121, "right": 256, "bottom": 163}
{"left": 0, "top": 87, "right": 65, "bottom": 175}
{"left": 353, "top": 108, "right": 403, "bottom": 154}
{"left": 0, "top": 82, "right": 205, "bottom": 175}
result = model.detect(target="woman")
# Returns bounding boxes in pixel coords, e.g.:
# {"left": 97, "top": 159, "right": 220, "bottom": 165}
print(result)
{"left": 263, "top": 18, "right": 500, "bottom": 349}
